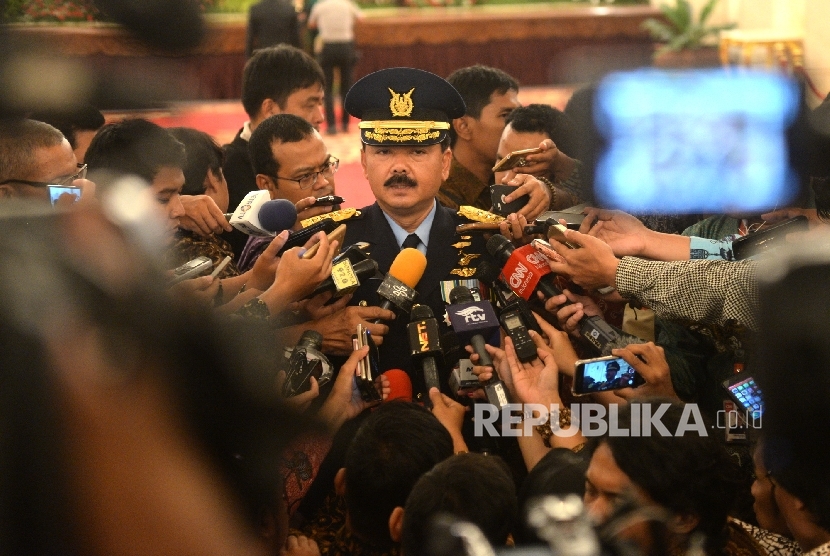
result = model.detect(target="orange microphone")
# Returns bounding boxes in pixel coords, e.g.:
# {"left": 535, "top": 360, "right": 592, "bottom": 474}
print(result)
{"left": 373, "top": 247, "right": 427, "bottom": 323}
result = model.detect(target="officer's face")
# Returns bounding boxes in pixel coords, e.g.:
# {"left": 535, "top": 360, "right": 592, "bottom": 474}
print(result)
{"left": 361, "top": 143, "right": 451, "bottom": 218}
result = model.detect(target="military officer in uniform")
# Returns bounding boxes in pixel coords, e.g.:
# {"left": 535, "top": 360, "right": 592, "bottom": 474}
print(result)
{"left": 340, "top": 67, "right": 495, "bottom": 396}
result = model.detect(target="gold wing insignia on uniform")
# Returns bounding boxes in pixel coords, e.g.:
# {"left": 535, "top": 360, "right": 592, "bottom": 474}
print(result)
{"left": 389, "top": 88, "right": 415, "bottom": 117}
{"left": 457, "top": 253, "right": 480, "bottom": 266}
{"left": 450, "top": 268, "right": 477, "bottom": 278}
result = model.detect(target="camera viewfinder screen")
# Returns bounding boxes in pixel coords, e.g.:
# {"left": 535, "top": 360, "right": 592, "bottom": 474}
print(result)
{"left": 48, "top": 186, "right": 81, "bottom": 206}
{"left": 593, "top": 69, "right": 800, "bottom": 214}
{"left": 580, "top": 358, "right": 638, "bottom": 393}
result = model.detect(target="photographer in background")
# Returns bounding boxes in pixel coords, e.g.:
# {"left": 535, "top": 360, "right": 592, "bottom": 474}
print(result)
{"left": 0, "top": 118, "right": 93, "bottom": 205}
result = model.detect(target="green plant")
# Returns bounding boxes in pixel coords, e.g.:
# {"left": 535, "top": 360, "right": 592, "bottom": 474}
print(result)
{"left": 642, "top": 0, "right": 735, "bottom": 55}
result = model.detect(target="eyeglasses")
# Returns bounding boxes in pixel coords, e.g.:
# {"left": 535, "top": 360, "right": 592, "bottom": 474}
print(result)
{"left": 0, "top": 163, "right": 87, "bottom": 188}
{"left": 273, "top": 157, "right": 338, "bottom": 190}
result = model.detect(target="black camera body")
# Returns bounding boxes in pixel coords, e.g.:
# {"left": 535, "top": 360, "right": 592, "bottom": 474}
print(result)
{"left": 281, "top": 330, "right": 332, "bottom": 398}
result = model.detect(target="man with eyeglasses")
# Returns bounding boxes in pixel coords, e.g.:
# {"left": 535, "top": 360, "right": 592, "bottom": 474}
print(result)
{"left": 238, "top": 113, "right": 339, "bottom": 271}
{"left": 0, "top": 119, "right": 92, "bottom": 204}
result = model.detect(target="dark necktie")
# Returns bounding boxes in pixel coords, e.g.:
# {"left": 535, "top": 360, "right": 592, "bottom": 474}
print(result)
{"left": 401, "top": 233, "right": 421, "bottom": 251}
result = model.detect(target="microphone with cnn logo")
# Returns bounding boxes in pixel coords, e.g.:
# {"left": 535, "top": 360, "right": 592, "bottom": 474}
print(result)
{"left": 487, "top": 234, "right": 622, "bottom": 356}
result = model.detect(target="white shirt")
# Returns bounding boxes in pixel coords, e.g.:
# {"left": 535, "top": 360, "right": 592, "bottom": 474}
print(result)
{"left": 309, "top": 0, "right": 362, "bottom": 43}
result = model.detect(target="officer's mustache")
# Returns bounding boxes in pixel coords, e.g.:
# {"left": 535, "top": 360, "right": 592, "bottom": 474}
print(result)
{"left": 384, "top": 174, "right": 418, "bottom": 188}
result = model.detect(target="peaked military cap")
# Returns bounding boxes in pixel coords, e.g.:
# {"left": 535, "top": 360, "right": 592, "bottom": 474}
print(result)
{"left": 344, "top": 67, "right": 466, "bottom": 146}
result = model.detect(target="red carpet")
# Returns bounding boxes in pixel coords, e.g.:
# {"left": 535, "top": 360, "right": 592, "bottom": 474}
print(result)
{"left": 108, "top": 86, "right": 574, "bottom": 210}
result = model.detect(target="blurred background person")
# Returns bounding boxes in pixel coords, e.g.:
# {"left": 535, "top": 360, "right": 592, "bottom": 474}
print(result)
{"left": 245, "top": 0, "right": 302, "bottom": 58}
{"left": 29, "top": 103, "right": 105, "bottom": 164}
{"left": 308, "top": 0, "right": 362, "bottom": 135}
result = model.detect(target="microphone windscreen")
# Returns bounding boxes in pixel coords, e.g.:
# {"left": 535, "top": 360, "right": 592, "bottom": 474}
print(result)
{"left": 258, "top": 199, "right": 297, "bottom": 233}
{"left": 486, "top": 234, "right": 513, "bottom": 262}
{"left": 383, "top": 369, "right": 413, "bottom": 402}
{"left": 388, "top": 248, "right": 427, "bottom": 288}
{"left": 411, "top": 304, "right": 435, "bottom": 321}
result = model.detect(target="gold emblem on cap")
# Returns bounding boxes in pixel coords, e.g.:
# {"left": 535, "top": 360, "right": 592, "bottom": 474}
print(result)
{"left": 389, "top": 88, "right": 415, "bottom": 117}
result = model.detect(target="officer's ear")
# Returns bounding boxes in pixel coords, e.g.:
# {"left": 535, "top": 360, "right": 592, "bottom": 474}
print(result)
{"left": 453, "top": 116, "right": 473, "bottom": 142}
{"left": 389, "top": 506, "right": 404, "bottom": 543}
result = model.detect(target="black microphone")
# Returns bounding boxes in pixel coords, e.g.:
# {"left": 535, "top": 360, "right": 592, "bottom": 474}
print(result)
{"left": 408, "top": 304, "right": 443, "bottom": 407}
{"left": 447, "top": 286, "right": 498, "bottom": 368}
{"left": 486, "top": 234, "right": 621, "bottom": 355}
{"left": 447, "top": 286, "right": 511, "bottom": 409}
{"left": 372, "top": 248, "right": 427, "bottom": 323}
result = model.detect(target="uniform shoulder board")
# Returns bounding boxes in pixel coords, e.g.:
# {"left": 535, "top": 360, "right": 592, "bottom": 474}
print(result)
{"left": 300, "top": 208, "right": 363, "bottom": 228}
{"left": 457, "top": 205, "right": 504, "bottom": 224}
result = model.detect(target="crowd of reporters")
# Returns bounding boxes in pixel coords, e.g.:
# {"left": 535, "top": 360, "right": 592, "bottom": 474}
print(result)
{"left": 2, "top": 42, "right": 830, "bottom": 556}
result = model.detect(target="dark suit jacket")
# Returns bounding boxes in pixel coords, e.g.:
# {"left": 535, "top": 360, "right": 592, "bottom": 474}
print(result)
{"left": 342, "top": 202, "right": 491, "bottom": 394}
{"left": 246, "top": 0, "right": 302, "bottom": 57}
{"left": 222, "top": 130, "right": 257, "bottom": 258}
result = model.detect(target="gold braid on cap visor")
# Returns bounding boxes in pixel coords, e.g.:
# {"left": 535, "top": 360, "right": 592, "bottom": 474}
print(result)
{"left": 359, "top": 120, "right": 451, "bottom": 143}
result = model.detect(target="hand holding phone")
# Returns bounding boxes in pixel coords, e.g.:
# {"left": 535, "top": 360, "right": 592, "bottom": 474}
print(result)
{"left": 492, "top": 147, "right": 543, "bottom": 173}
{"left": 301, "top": 224, "right": 346, "bottom": 259}
{"left": 572, "top": 355, "right": 643, "bottom": 395}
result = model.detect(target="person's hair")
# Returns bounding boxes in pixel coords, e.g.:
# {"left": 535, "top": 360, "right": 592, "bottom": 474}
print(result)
{"left": 516, "top": 448, "right": 589, "bottom": 545}
{"left": 249, "top": 114, "right": 316, "bottom": 178}
{"left": 0, "top": 203, "right": 314, "bottom": 552}
{"left": 29, "top": 104, "right": 105, "bottom": 149}
{"left": 401, "top": 453, "right": 517, "bottom": 556}
{"left": 85, "top": 119, "right": 186, "bottom": 186}
{"left": 590, "top": 400, "right": 742, "bottom": 554}
{"left": 168, "top": 127, "right": 225, "bottom": 196}
{"left": 0, "top": 119, "right": 66, "bottom": 184}
{"left": 505, "top": 104, "right": 579, "bottom": 159}
{"left": 756, "top": 259, "right": 830, "bottom": 533}
{"left": 344, "top": 401, "right": 453, "bottom": 549}
{"left": 241, "top": 45, "right": 324, "bottom": 119}
{"left": 447, "top": 65, "right": 518, "bottom": 147}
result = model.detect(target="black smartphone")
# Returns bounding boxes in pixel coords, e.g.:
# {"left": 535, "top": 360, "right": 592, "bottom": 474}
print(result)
{"left": 277, "top": 218, "right": 339, "bottom": 256}
{"left": 732, "top": 215, "right": 809, "bottom": 260}
{"left": 723, "top": 374, "right": 764, "bottom": 416}
{"left": 573, "top": 355, "right": 644, "bottom": 394}
{"left": 535, "top": 210, "right": 585, "bottom": 230}
{"left": 490, "top": 184, "right": 529, "bottom": 216}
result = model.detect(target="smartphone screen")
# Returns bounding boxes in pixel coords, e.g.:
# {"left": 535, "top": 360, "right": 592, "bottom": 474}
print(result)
{"left": 48, "top": 185, "right": 81, "bottom": 206}
{"left": 593, "top": 69, "right": 800, "bottom": 213}
{"left": 574, "top": 356, "right": 643, "bottom": 394}
{"left": 724, "top": 375, "right": 764, "bottom": 416}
